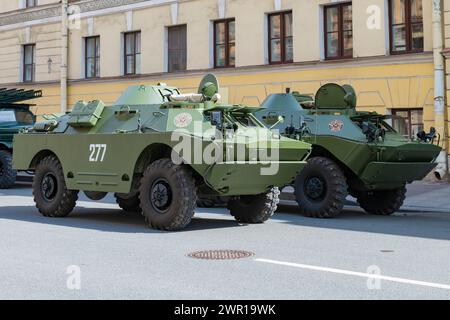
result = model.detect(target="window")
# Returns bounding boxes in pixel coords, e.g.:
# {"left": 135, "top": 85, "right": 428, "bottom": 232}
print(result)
{"left": 26, "top": 0, "right": 37, "bottom": 8}
{"left": 389, "top": 0, "right": 423, "bottom": 54}
{"left": 23, "top": 44, "right": 35, "bottom": 83}
{"left": 0, "top": 109, "right": 33, "bottom": 124}
{"left": 14, "top": 110, "right": 34, "bottom": 125}
{"left": 0, "top": 110, "right": 16, "bottom": 122}
{"left": 214, "top": 19, "right": 235, "bottom": 68}
{"left": 168, "top": 25, "right": 187, "bottom": 72}
{"left": 85, "top": 36, "right": 100, "bottom": 78}
{"left": 324, "top": 3, "right": 353, "bottom": 59}
{"left": 124, "top": 31, "right": 141, "bottom": 75}
{"left": 268, "top": 11, "right": 293, "bottom": 64}
{"left": 392, "top": 109, "right": 423, "bottom": 138}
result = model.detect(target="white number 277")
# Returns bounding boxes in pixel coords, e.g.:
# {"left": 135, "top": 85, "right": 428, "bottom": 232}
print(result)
{"left": 89, "top": 144, "right": 107, "bottom": 162}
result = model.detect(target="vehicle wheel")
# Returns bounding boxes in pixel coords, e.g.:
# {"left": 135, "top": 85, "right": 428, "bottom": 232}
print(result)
{"left": 115, "top": 193, "right": 141, "bottom": 212}
{"left": 33, "top": 155, "right": 78, "bottom": 217}
{"left": 197, "top": 196, "right": 228, "bottom": 208}
{"left": 0, "top": 150, "right": 17, "bottom": 189}
{"left": 139, "top": 159, "right": 197, "bottom": 231}
{"left": 356, "top": 187, "right": 406, "bottom": 216}
{"left": 228, "top": 187, "right": 280, "bottom": 224}
{"left": 294, "top": 157, "right": 348, "bottom": 218}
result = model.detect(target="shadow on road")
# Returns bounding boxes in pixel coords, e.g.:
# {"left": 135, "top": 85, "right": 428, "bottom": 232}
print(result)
{"left": 1, "top": 182, "right": 449, "bottom": 240}
{"left": 0, "top": 206, "right": 242, "bottom": 234}
{"left": 276, "top": 204, "right": 450, "bottom": 241}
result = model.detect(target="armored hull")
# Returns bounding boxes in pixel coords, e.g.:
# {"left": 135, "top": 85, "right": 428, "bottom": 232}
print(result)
{"left": 13, "top": 74, "right": 311, "bottom": 230}
{"left": 0, "top": 88, "right": 40, "bottom": 188}
{"left": 255, "top": 83, "right": 441, "bottom": 218}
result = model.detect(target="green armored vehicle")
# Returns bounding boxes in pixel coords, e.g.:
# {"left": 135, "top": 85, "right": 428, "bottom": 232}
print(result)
{"left": 255, "top": 83, "right": 441, "bottom": 218}
{"left": 13, "top": 74, "right": 311, "bottom": 231}
{"left": 0, "top": 88, "right": 41, "bottom": 188}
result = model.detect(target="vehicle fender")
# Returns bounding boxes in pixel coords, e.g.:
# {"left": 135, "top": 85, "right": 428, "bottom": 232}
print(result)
{"left": 0, "top": 142, "right": 12, "bottom": 150}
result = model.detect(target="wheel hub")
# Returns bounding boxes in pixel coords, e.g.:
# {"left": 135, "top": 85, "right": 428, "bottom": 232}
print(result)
{"left": 41, "top": 173, "right": 58, "bottom": 201}
{"left": 304, "top": 176, "right": 326, "bottom": 201}
{"left": 150, "top": 178, "right": 173, "bottom": 213}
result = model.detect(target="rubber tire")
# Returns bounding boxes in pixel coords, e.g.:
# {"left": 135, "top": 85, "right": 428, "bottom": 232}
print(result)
{"left": 294, "top": 157, "right": 348, "bottom": 218}
{"left": 356, "top": 187, "right": 407, "bottom": 216}
{"left": 33, "top": 155, "right": 78, "bottom": 217}
{"left": 228, "top": 187, "right": 280, "bottom": 224}
{"left": 139, "top": 159, "right": 197, "bottom": 231}
{"left": 0, "top": 150, "right": 17, "bottom": 189}
{"left": 115, "top": 193, "right": 141, "bottom": 212}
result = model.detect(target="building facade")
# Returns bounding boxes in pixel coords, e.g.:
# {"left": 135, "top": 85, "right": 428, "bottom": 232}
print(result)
{"left": 0, "top": 0, "right": 449, "bottom": 177}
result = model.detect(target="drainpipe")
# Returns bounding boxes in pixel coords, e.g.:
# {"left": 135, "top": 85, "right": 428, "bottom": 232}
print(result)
{"left": 432, "top": 0, "right": 448, "bottom": 180}
{"left": 60, "top": 0, "right": 69, "bottom": 113}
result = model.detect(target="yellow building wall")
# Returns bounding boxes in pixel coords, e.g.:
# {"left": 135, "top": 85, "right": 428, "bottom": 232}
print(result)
{"left": 0, "top": 2, "right": 19, "bottom": 13}
{"left": 1, "top": 0, "right": 435, "bottom": 82}
{"left": 0, "top": 23, "right": 61, "bottom": 84}
{"left": 58, "top": 0, "right": 436, "bottom": 79}
{"left": 0, "top": 0, "right": 439, "bottom": 150}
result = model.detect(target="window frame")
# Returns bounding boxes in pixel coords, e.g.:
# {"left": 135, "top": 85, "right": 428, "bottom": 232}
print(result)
{"left": 167, "top": 24, "right": 187, "bottom": 73}
{"left": 84, "top": 36, "right": 100, "bottom": 79}
{"left": 268, "top": 11, "right": 293, "bottom": 65}
{"left": 323, "top": 2, "right": 353, "bottom": 60}
{"left": 23, "top": 44, "right": 35, "bottom": 83}
{"left": 392, "top": 108, "right": 424, "bottom": 138}
{"left": 26, "top": 0, "right": 37, "bottom": 8}
{"left": 124, "top": 31, "right": 141, "bottom": 76}
{"left": 388, "top": 0, "right": 424, "bottom": 55}
{"left": 213, "top": 18, "right": 236, "bottom": 68}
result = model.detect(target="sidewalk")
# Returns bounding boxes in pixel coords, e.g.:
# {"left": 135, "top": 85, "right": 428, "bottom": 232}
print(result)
{"left": 402, "top": 181, "right": 450, "bottom": 213}
{"left": 280, "top": 181, "right": 450, "bottom": 213}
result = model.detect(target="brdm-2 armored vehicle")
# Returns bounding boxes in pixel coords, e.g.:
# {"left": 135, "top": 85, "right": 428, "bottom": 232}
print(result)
{"left": 13, "top": 74, "right": 311, "bottom": 231}
{"left": 255, "top": 83, "right": 441, "bottom": 218}
{"left": 0, "top": 88, "right": 40, "bottom": 188}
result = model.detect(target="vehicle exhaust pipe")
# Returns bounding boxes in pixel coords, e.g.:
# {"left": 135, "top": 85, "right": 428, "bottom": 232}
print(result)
{"left": 433, "top": 151, "right": 449, "bottom": 181}
{"left": 434, "top": 168, "right": 446, "bottom": 181}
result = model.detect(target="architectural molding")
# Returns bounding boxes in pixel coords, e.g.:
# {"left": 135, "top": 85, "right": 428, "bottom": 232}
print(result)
{"left": 126, "top": 10, "right": 133, "bottom": 31}
{"left": 274, "top": 0, "right": 281, "bottom": 11}
{"left": 218, "top": 0, "right": 226, "bottom": 19}
{"left": 25, "top": 26, "right": 31, "bottom": 43}
{"left": 0, "top": 0, "right": 176, "bottom": 30}
{"left": 87, "top": 17, "right": 94, "bottom": 36}
{"left": 0, "top": 52, "right": 434, "bottom": 88}
{"left": 0, "top": 6, "right": 60, "bottom": 27}
{"left": 170, "top": 2, "right": 178, "bottom": 25}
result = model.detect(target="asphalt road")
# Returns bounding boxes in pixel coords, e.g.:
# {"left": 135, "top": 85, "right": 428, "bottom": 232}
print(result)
{"left": 0, "top": 182, "right": 449, "bottom": 300}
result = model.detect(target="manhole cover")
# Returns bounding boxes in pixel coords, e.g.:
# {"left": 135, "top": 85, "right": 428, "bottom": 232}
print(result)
{"left": 187, "top": 250, "right": 254, "bottom": 260}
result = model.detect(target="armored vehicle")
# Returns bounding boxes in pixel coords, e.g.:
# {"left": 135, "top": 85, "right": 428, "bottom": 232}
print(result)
{"left": 0, "top": 88, "right": 41, "bottom": 188}
{"left": 255, "top": 83, "right": 441, "bottom": 218}
{"left": 13, "top": 74, "right": 311, "bottom": 231}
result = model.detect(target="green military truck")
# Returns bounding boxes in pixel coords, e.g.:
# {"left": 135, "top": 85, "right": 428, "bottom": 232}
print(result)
{"left": 13, "top": 74, "right": 312, "bottom": 231}
{"left": 0, "top": 88, "right": 41, "bottom": 188}
{"left": 255, "top": 83, "right": 441, "bottom": 218}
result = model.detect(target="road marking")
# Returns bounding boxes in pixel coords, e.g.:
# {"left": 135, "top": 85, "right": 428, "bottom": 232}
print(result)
{"left": 255, "top": 258, "right": 450, "bottom": 290}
